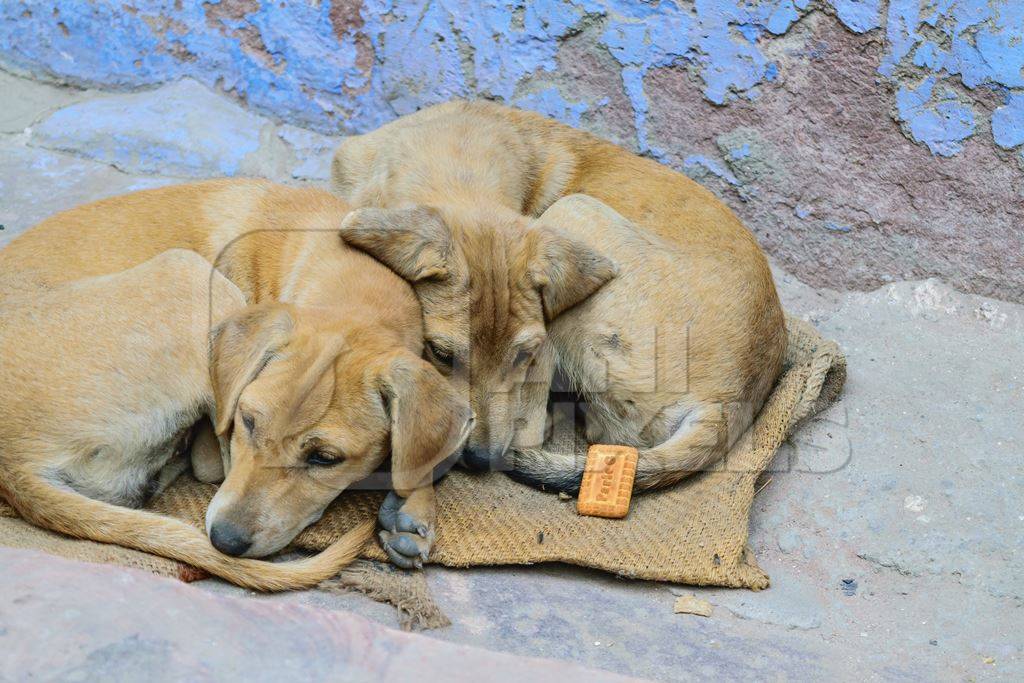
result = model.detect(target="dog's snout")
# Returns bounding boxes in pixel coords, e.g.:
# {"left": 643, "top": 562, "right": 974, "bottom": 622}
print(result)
{"left": 209, "top": 522, "right": 252, "bottom": 557}
{"left": 460, "top": 444, "right": 507, "bottom": 472}
{"left": 460, "top": 444, "right": 490, "bottom": 471}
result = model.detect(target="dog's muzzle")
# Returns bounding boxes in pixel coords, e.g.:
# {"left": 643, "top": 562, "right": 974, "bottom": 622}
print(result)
{"left": 209, "top": 521, "right": 253, "bottom": 557}
{"left": 459, "top": 444, "right": 508, "bottom": 472}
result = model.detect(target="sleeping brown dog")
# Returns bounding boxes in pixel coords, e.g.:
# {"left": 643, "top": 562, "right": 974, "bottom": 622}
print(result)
{"left": 0, "top": 180, "right": 472, "bottom": 569}
{"left": 331, "top": 100, "right": 786, "bottom": 491}
{"left": 0, "top": 250, "right": 374, "bottom": 590}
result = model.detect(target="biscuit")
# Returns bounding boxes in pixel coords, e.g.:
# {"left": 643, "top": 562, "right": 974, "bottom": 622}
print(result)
{"left": 576, "top": 445, "right": 638, "bottom": 518}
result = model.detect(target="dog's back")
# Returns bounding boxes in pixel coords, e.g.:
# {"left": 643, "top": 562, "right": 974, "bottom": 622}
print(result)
{"left": 0, "top": 250, "right": 244, "bottom": 500}
{"left": 1, "top": 179, "right": 420, "bottom": 339}
{"left": 0, "top": 180, "right": 242, "bottom": 287}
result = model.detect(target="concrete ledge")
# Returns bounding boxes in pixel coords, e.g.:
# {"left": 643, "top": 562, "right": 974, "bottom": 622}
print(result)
{"left": 0, "top": 548, "right": 640, "bottom": 682}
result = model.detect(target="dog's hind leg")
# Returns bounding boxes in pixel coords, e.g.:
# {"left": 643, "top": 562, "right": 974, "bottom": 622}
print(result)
{"left": 151, "top": 455, "right": 189, "bottom": 498}
{"left": 628, "top": 403, "right": 732, "bottom": 490}
{"left": 190, "top": 419, "right": 225, "bottom": 484}
{"left": 148, "top": 424, "right": 198, "bottom": 498}
{"left": 509, "top": 401, "right": 744, "bottom": 493}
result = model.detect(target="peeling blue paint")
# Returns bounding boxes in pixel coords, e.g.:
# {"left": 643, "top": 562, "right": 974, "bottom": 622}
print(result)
{"left": 600, "top": 2, "right": 692, "bottom": 156}
{"left": 992, "top": 93, "right": 1024, "bottom": 150}
{"left": 514, "top": 87, "right": 589, "bottom": 127}
{"left": 683, "top": 154, "right": 740, "bottom": 186}
{"left": 729, "top": 144, "right": 751, "bottom": 160}
{"left": 830, "top": 0, "right": 882, "bottom": 34}
{"left": 912, "top": 42, "right": 942, "bottom": 71}
{"left": 895, "top": 78, "right": 976, "bottom": 157}
{"left": 825, "top": 221, "right": 852, "bottom": 233}
{"left": 882, "top": 1, "right": 1024, "bottom": 90}
{"left": 0, "top": 0, "right": 1021, "bottom": 162}
{"left": 880, "top": 0, "right": 1024, "bottom": 153}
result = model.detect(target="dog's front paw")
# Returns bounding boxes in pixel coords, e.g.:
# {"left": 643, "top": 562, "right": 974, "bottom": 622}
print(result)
{"left": 377, "top": 491, "right": 434, "bottom": 569}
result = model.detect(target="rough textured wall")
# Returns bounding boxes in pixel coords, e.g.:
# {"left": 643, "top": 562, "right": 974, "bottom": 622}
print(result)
{"left": 1, "top": 1, "right": 1022, "bottom": 300}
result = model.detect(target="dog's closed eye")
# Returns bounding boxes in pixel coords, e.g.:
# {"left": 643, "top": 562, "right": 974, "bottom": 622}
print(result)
{"left": 511, "top": 336, "right": 543, "bottom": 368}
{"left": 513, "top": 348, "right": 533, "bottom": 367}
{"left": 426, "top": 339, "right": 468, "bottom": 375}
{"left": 306, "top": 449, "right": 344, "bottom": 467}
{"left": 241, "top": 412, "right": 256, "bottom": 435}
{"left": 425, "top": 340, "right": 453, "bottom": 368}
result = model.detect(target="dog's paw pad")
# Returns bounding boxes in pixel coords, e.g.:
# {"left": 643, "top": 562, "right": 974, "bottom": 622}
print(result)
{"left": 395, "top": 511, "right": 429, "bottom": 537}
{"left": 377, "top": 491, "right": 435, "bottom": 569}
{"left": 377, "top": 491, "right": 403, "bottom": 531}
{"left": 379, "top": 530, "right": 432, "bottom": 570}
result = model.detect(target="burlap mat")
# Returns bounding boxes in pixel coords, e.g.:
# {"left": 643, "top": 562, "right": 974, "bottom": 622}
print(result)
{"left": 0, "top": 315, "right": 844, "bottom": 593}
{"left": 0, "top": 516, "right": 207, "bottom": 583}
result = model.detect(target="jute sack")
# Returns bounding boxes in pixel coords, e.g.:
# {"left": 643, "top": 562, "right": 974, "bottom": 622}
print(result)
{"left": 0, "top": 516, "right": 206, "bottom": 583}
{"left": 280, "top": 314, "right": 845, "bottom": 588}
{"left": 0, "top": 315, "right": 844, "bottom": 590}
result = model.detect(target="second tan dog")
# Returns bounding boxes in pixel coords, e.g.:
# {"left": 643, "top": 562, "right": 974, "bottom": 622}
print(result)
{"left": 331, "top": 100, "right": 786, "bottom": 491}
{"left": 0, "top": 180, "right": 472, "bottom": 570}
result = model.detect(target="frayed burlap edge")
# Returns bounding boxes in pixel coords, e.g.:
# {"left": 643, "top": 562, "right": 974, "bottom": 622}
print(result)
{"left": 321, "top": 560, "right": 451, "bottom": 631}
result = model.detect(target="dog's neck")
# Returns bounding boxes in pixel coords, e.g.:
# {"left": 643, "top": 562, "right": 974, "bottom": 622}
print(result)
{"left": 362, "top": 132, "right": 567, "bottom": 217}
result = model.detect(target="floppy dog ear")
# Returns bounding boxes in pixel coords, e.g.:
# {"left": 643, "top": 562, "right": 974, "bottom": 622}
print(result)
{"left": 378, "top": 353, "right": 474, "bottom": 495}
{"left": 209, "top": 303, "right": 294, "bottom": 436}
{"left": 276, "top": 334, "right": 347, "bottom": 434}
{"left": 339, "top": 206, "right": 451, "bottom": 282}
{"left": 528, "top": 227, "right": 618, "bottom": 321}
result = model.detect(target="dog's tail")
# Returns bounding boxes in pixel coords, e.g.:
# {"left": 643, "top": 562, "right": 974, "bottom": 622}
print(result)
{"left": 508, "top": 403, "right": 746, "bottom": 494}
{"left": 1, "top": 470, "right": 372, "bottom": 592}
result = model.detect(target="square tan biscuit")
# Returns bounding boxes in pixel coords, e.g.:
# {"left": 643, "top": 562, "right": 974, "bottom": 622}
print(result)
{"left": 577, "top": 445, "right": 638, "bottom": 518}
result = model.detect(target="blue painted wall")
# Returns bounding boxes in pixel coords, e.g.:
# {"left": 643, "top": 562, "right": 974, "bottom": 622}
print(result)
{"left": 2, "top": 1, "right": 1023, "bottom": 301}
{"left": 1, "top": 0, "right": 1022, "bottom": 159}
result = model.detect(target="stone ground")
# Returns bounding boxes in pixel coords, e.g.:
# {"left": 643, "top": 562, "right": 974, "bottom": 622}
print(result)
{"left": 1, "top": 72, "right": 1021, "bottom": 681}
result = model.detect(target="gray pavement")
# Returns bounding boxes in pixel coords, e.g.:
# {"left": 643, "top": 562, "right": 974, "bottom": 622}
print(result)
{"left": 1, "top": 70, "right": 1020, "bottom": 681}
{"left": 0, "top": 548, "right": 639, "bottom": 682}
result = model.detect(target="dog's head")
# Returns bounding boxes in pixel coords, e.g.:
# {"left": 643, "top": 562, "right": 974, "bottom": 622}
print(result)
{"left": 338, "top": 204, "right": 615, "bottom": 471}
{"left": 204, "top": 302, "right": 472, "bottom": 558}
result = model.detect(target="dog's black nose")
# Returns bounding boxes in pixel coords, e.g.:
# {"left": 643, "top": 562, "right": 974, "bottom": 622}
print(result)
{"left": 461, "top": 444, "right": 505, "bottom": 472}
{"left": 460, "top": 444, "right": 491, "bottom": 471}
{"left": 209, "top": 522, "right": 252, "bottom": 557}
